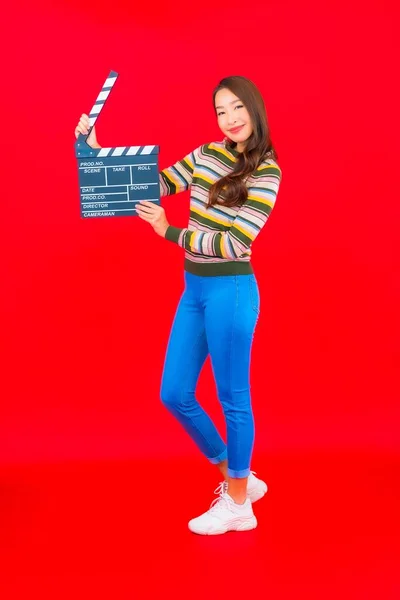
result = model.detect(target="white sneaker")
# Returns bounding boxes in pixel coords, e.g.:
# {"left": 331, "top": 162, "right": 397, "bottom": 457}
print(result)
{"left": 188, "top": 485, "right": 257, "bottom": 535}
{"left": 218, "top": 472, "right": 268, "bottom": 503}
{"left": 247, "top": 471, "right": 268, "bottom": 503}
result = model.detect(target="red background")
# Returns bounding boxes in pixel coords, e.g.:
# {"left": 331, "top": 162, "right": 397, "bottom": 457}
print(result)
{"left": 1, "top": 0, "right": 398, "bottom": 462}
{"left": 0, "top": 1, "right": 398, "bottom": 597}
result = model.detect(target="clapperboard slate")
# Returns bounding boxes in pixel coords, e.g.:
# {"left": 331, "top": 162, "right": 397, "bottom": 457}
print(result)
{"left": 75, "top": 71, "right": 160, "bottom": 218}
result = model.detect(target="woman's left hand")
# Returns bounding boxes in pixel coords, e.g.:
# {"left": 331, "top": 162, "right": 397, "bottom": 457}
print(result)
{"left": 136, "top": 201, "right": 169, "bottom": 238}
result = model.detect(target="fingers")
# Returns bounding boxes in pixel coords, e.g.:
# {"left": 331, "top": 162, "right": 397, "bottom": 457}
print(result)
{"left": 136, "top": 203, "right": 167, "bottom": 235}
{"left": 137, "top": 202, "right": 162, "bottom": 217}
{"left": 136, "top": 208, "right": 153, "bottom": 222}
{"left": 80, "top": 114, "right": 90, "bottom": 129}
{"left": 136, "top": 205, "right": 153, "bottom": 218}
{"left": 74, "top": 114, "right": 91, "bottom": 138}
{"left": 136, "top": 203, "right": 162, "bottom": 224}
{"left": 136, "top": 204, "right": 155, "bottom": 215}
{"left": 137, "top": 201, "right": 163, "bottom": 214}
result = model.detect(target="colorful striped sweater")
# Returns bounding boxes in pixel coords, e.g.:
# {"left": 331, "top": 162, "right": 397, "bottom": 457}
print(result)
{"left": 160, "top": 138, "right": 282, "bottom": 276}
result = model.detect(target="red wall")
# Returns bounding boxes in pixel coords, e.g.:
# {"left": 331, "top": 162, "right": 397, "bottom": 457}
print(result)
{"left": 1, "top": 0, "right": 398, "bottom": 463}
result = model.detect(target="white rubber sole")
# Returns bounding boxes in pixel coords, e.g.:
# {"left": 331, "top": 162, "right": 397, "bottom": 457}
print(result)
{"left": 188, "top": 515, "right": 258, "bottom": 535}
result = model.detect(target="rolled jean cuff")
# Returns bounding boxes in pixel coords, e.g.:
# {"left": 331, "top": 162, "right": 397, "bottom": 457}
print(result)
{"left": 208, "top": 448, "right": 228, "bottom": 464}
{"left": 227, "top": 467, "right": 251, "bottom": 478}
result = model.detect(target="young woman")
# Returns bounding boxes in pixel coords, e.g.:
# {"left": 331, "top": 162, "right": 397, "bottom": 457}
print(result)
{"left": 74, "top": 75, "right": 282, "bottom": 535}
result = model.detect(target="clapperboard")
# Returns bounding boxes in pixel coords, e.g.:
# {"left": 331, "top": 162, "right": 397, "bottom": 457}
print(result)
{"left": 75, "top": 71, "right": 160, "bottom": 218}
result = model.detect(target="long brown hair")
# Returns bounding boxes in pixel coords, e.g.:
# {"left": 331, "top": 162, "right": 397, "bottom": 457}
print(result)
{"left": 208, "top": 75, "right": 277, "bottom": 208}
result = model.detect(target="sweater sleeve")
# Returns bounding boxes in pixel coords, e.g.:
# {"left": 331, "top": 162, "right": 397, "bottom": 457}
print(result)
{"left": 165, "top": 163, "right": 282, "bottom": 258}
{"left": 159, "top": 148, "right": 197, "bottom": 197}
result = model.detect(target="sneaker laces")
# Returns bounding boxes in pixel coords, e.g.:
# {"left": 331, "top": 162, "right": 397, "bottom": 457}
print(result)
{"left": 215, "top": 481, "right": 228, "bottom": 496}
{"left": 208, "top": 481, "right": 230, "bottom": 513}
{"left": 212, "top": 474, "right": 255, "bottom": 503}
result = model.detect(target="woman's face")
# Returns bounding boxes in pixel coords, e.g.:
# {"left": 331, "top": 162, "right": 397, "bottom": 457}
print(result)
{"left": 215, "top": 88, "right": 253, "bottom": 151}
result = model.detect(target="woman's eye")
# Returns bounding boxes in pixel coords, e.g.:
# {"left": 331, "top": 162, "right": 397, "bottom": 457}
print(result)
{"left": 217, "top": 106, "right": 242, "bottom": 116}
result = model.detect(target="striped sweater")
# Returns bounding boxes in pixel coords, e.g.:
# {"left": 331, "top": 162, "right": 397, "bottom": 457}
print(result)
{"left": 160, "top": 138, "right": 282, "bottom": 276}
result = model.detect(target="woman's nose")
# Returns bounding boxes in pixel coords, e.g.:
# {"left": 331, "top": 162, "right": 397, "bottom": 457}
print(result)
{"left": 227, "top": 113, "right": 238, "bottom": 125}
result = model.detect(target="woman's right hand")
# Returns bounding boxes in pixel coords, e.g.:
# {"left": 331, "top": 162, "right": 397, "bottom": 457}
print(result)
{"left": 74, "top": 113, "right": 101, "bottom": 148}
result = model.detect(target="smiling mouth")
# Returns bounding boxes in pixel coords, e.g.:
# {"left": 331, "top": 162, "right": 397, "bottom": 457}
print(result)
{"left": 229, "top": 125, "right": 244, "bottom": 134}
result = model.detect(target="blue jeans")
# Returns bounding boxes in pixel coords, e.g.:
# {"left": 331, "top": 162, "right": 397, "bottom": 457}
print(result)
{"left": 160, "top": 271, "right": 260, "bottom": 478}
